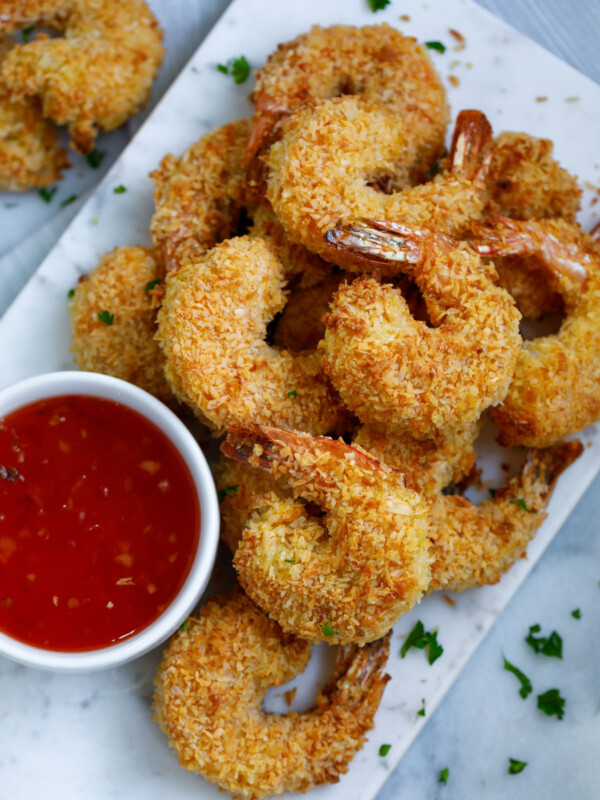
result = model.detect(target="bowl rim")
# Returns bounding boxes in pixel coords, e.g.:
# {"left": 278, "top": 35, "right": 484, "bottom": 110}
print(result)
{"left": 0, "top": 370, "right": 219, "bottom": 672}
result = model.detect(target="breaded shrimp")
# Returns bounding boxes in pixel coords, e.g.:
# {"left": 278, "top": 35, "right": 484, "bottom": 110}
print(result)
{"left": 69, "top": 246, "right": 174, "bottom": 404}
{"left": 268, "top": 106, "right": 492, "bottom": 272}
{"left": 0, "top": 38, "right": 69, "bottom": 190}
{"left": 157, "top": 237, "right": 346, "bottom": 436}
{"left": 222, "top": 424, "right": 432, "bottom": 645}
{"left": 430, "top": 440, "right": 582, "bottom": 591}
{"left": 474, "top": 216, "right": 600, "bottom": 447}
{"left": 154, "top": 589, "right": 390, "bottom": 800}
{"left": 0, "top": 0, "right": 163, "bottom": 154}
{"left": 246, "top": 23, "right": 449, "bottom": 199}
{"left": 321, "top": 222, "right": 521, "bottom": 438}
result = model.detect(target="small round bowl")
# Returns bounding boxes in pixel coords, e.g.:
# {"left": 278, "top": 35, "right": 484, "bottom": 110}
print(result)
{"left": 0, "top": 371, "right": 219, "bottom": 672}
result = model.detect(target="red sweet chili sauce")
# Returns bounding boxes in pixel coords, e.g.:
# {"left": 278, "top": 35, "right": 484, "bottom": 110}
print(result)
{"left": 0, "top": 395, "right": 200, "bottom": 651}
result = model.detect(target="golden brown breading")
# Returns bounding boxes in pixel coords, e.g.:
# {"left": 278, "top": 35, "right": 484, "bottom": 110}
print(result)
{"left": 154, "top": 589, "right": 390, "bottom": 800}
{"left": 157, "top": 236, "right": 346, "bottom": 436}
{"left": 0, "top": 0, "right": 163, "bottom": 154}
{"left": 0, "top": 38, "right": 68, "bottom": 190}
{"left": 69, "top": 245, "right": 174, "bottom": 404}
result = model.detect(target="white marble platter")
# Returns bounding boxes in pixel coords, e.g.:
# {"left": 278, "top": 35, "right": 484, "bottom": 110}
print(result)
{"left": 1, "top": 0, "right": 600, "bottom": 798}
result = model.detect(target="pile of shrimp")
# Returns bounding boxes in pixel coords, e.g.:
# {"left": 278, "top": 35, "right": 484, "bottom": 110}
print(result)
{"left": 0, "top": 0, "right": 163, "bottom": 190}
{"left": 66, "top": 22, "right": 594, "bottom": 799}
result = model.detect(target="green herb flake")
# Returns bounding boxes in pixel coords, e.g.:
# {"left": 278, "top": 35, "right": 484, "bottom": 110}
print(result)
{"left": 287, "top": 390, "right": 297, "bottom": 398}
{"left": 510, "top": 498, "right": 530, "bottom": 511}
{"left": 21, "top": 24, "right": 35, "bottom": 42}
{"left": 379, "top": 744, "right": 391, "bottom": 757}
{"left": 367, "top": 0, "right": 390, "bottom": 11}
{"left": 425, "top": 41, "right": 446, "bottom": 54}
{"left": 85, "top": 148, "right": 106, "bottom": 169}
{"left": 526, "top": 624, "right": 563, "bottom": 658}
{"left": 67, "top": 288, "right": 75, "bottom": 300}
{"left": 217, "top": 484, "right": 239, "bottom": 504}
{"left": 488, "top": 487, "right": 497, "bottom": 498}
{"left": 179, "top": 618, "right": 188, "bottom": 632}
{"left": 400, "top": 620, "right": 444, "bottom": 665}
{"left": 572, "top": 608, "right": 581, "bottom": 619}
{"left": 113, "top": 185, "right": 126, "bottom": 194}
{"left": 4, "top": 202, "right": 18, "bottom": 209}
{"left": 284, "top": 558, "right": 297, "bottom": 564}
{"left": 508, "top": 758, "right": 528, "bottom": 775}
{"left": 38, "top": 187, "right": 57, "bottom": 203}
{"left": 217, "top": 56, "right": 251, "bottom": 84}
{"left": 321, "top": 617, "right": 338, "bottom": 637}
{"left": 537, "top": 688, "right": 565, "bottom": 719}
{"left": 503, "top": 657, "right": 533, "bottom": 699}
{"left": 439, "top": 768, "right": 449, "bottom": 785}
{"left": 97, "top": 310, "right": 115, "bottom": 326}
{"left": 61, "top": 194, "right": 78, "bottom": 207}
{"left": 145, "top": 278, "right": 162, "bottom": 293}
{"left": 417, "top": 698, "right": 426, "bottom": 717}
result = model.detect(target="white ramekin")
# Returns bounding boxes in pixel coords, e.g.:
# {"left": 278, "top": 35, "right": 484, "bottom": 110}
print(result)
{"left": 0, "top": 371, "right": 219, "bottom": 672}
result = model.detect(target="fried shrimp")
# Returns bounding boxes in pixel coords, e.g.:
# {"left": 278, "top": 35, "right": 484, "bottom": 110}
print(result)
{"left": 221, "top": 424, "right": 432, "bottom": 645}
{"left": 157, "top": 237, "right": 345, "bottom": 436}
{"left": 430, "top": 439, "right": 582, "bottom": 591}
{"left": 69, "top": 246, "right": 174, "bottom": 404}
{"left": 246, "top": 23, "right": 449, "bottom": 199}
{"left": 0, "top": 38, "right": 69, "bottom": 190}
{"left": 321, "top": 222, "right": 521, "bottom": 437}
{"left": 0, "top": 0, "right": 163, "bottom": 154}
{"left": 473, "top": 217, "right": 600, "bottom": 446}
{"left": 267, "top": 106, "right": 492, "bottom": 272}
{"left": 154, "top": 590, "right": 390, "bottom": 800}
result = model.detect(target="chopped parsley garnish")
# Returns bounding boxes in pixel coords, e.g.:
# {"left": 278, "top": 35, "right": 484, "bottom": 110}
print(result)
{"left": 21, "top": 24, "right": 35, "bottom": 42}
{"left": 526, "top": 624, "right": 562, "bottom": 658}
{"left": 61, "top": 194, "right": 78, "bottom": 207}
{"left": 217, "top": 56, "right": 251, "bottom": 84}
{"left": 321, "top": 617, "right": 338, "bottom": 637}
{"left": 145, "top": 278, "right": 162, "bottom": 293}
{"left": 38, "top": 187, "right": 57, "bottom": 203}
{"left": 379, "top": 744, "right": 391, "bottom": 757}
{"left": 417, "top": 698, "right": 426, "bottom": 717}
{"left": 425, "top": 41, "right": 446, "bottom": 54}
{"left": 67, "top": 288, "right": 75, "bottom": 299}
{"left": 424, "top": 147, "right": 448, "bottom": 179}
{"left": 503, "top": 657, "right": 532, "bottom": 699}
{"left": 287, "top": 390, "right": 297, "bottom": 398}
{"left": 85, "top": 148, "right": 106, "bottom": 169}
{"left": 113, "top": 185, "right": 126, "bottom": 194}
{"left": 400, "top": 620, "right": 444, "bottom": 664}
{"left": 537, "top": 688, "right": 565, "bottom": 719}
{"left": 488, "top": 487, "right": 497, "bottom": 498}
{"left": 284, "top": 558, "right": 297, "bottom": 564}
{"left": 439, "top": 768, "right": 449, "bottom": 785}
{"left": 508, "top": 758, "right": 527, "bottom": 775}
{"left": 97, "top": 310, "right": 115, "bottom": 326}
{"left": 367, "top": 0, "right": 390, "bottom": 11}
{"left": 217, "top": 484, "right": 239, "bottom": 504}
{"left": 510, "top": 498, "right": 530, "bottom": 511}
{"left": 179, "top": 618, "right": 188, "bottom": 632}
{"left": 572, "top": 608, "right": 581, "bottom": 619}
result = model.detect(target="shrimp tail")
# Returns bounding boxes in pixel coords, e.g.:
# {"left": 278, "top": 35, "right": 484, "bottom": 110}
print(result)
{"left": 449, "top": 109, "right": 493, "bottom": 182}
{"left": 320, "top": 632, "right": 392, "bottom": 711}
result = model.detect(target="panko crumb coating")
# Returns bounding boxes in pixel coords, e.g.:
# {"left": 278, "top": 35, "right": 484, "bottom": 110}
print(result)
{"left": 0, "top": 0, "right": 164, "bottom": 154}
{"left": 157, "top": 236, "right": 346, "bottom": 436}
{"left": 0, "top": 38, "right": 69, "bottom": 190}
{"left": 153, "top": 589, "right": 390, "bottom": 800}
{"left": 69, "top": 245, "right": 174, "bottom": 404}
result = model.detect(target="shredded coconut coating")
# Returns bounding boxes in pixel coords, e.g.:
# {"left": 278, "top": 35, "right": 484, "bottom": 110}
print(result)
{"left": 157, "top": 237, "right": 346, "bottom": 436}
{"left": 153, "top": 589, "right": 390, "bottom": 800}
{"left": 0, "top": 38, "right": 69, "bottom": 190}
{"left": 475, "top": 217, "right": 600, "bottom": 446}
{"left": 222, "top": 425, "right": 432, "bottom": 644}
{"left": 321, "top": 231, "right": 521, "bottom": 438}
{"left": 0, "top": 0, "right": 164, "bottom": 153}
{"left": 69, "top": 245, "right": 174, "bottom": 404}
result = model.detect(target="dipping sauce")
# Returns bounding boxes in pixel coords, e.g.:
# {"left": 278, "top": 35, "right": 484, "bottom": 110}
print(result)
{"left": 0, "top": 395, "right": 200, "bottom": 651}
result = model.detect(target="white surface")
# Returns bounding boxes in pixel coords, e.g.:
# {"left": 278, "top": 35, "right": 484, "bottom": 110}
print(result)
{"left": 0, "top": 1, "right": 599, "bottom": 799}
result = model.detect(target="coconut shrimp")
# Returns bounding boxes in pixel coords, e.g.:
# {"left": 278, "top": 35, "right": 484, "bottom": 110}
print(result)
{"left": 0, "top": 0, "right": 163, "bottom": 154}
{"left": 154, "top": 590, "right": 390, "bottom": 800}
{"left": 473, "top": 216, "right": 600, "bottom": 447}
{"left": 157, "top": 236, "right": 346, "bottom": 436}
{"left": 246, "top": 23, "right": 449, "bottom": 199}
{"left": 267, "top": 106, "right": 492, "bottom": 272}
{"left": 69, "top": 246, "right": 174, "bottom": 404}
{"left": 0, "top": 38, "right": 69, "bottom": 190}
{"left": 321, "top": 222, "right": 521, "bottom": 437}
{"left": 221, "top": 424, "right": 432, "bottom": 644}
